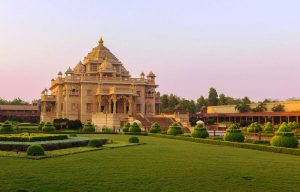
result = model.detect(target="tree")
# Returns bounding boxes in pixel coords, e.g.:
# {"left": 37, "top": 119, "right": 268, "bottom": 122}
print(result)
{"left": 218, "top": 93, "right": 227, "bottom": 105}
{"left": 235, "top": 102, "right": 251, "bottom": 113}
{"left": 196, "top": 96, "right": 207, "bottom": 111}
{"left": 160, "top": 94, "right": 169, "bottom": 110}
{"left": 208, "top": 87, "right": 218, "bottom": 106}
{"left": 272, "top": 104, "right": 285, "bottom": 112}
{"left": 242, "top": 96, "right": 251, "bottom": 104}
{"left": 252, "top": 101, "right": 267, "bottom": 112}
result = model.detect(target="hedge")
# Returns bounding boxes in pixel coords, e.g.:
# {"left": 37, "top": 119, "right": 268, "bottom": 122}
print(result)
{"left": 129, "top": 137, "right": 139, "bottom": 143}
{"left": 148, "top": 134, "right": 300, "bottom": 156}
{"left": 0, "top": 138, "right": 108, "bottom": 151}
{"left": 123, "top": 132, "right": 148, "bottom": 136}
{"left": 129, "top": 122, "right": 141, "bottom": 133}
{"left": 0, "top": 134, "right": 68, "bottom": 142}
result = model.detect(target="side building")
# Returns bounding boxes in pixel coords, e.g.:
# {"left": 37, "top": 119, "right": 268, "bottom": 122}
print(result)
{"left": 200, "top": 100, "right": 300, "bottom": 125}
{"left": 40, "top": 37, "right": 160, "bottom": 129}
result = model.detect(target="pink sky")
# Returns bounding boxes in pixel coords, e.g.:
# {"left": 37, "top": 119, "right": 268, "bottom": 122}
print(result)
{"left": 0, "top": 0, "right": 300, "bottom": 102}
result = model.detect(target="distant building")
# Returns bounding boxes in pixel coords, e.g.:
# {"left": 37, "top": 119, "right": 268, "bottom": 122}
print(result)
{"left": 200, "top": 101, "right": 300, "bottom": 124}
{"left": 40, "top": 37, "right": 161, "bottom": 129}
{"left": 0, "top": 103, "right": 40, "bottom": 122}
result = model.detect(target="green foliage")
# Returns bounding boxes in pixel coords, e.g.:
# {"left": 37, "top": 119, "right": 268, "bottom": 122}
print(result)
{"left": 0, "top": 133, "right": 68, "bottom": 142}
{"left": 0, "top": 97, "right": 29, "bottom": 105}
{"left": 208, "top": 87, "right": 218, "bottom": 106}
{"left": 67, "top": 120, "right": 82, "bottom": 129}
{"left": 129, "top": 137, "right": 139, "bottom": 143}
{"left": 167, "top": 123, "right": 183, "bottom": 135}
{"left": 224, "top": 124, "right": 245, "bottom": 142}
{"left": 149, "top": 122, "right": 161, "bottom": 133}
{"left": 247, "top": 122, "right": 262, "bottom": 133}
{"left": 270, "top": 122, "right": 298, "bottom": 148}
{"left": 0, "top": 121, "right": 14, "bottom": 133}
{"left": 191, "top": 123, "right": 209, "bottom": 138}
{"left": 122, "top": 122, "right": 131, "bottom": 132}
{"left": 88, "top": 139, "right": 104, "bottom": 147}
{"left": 82, "top": 122, "right": 95, "bottom": 132}
{"left": 129, "top": 122, "right": 141, "bottom": 133}
{"left": 263, "top": 122, "right": 274, "bottom": 133}
{"left": 272, "top": 104, "right": 285, "bottom": 112}
{"left": 235, "top": 102, "right": 251, "bottom": 113}
{"left": 42, "top": 122, "right": 56, "bottom": 132}
{"left": 288, "top": 122, "right": 299, "bottom": 130}
{"left": 26, "top": 144, "right": 45, "bottom": 156}
{"left": 252, "top": 101, "right": 267, "bottom": 112}
{"left": 38, "top": 121, "right": 45, "bottom": 130}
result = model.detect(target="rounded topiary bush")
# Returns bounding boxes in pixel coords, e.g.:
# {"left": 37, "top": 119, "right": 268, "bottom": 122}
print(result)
{"left": 129, "top": 122, "right": 141, "bottom": 133}
{"left": 149, "top": 122, "right": 161, "bottom": 133}
{"left": 0, "top": 120, "right": 14, "bottom": 133}
{"left": 270, "top": 122, "right": 298, "bottom": 148}
{"left": 191, "top": 123, "right": 209, "bottom": 138}
{"left": 263, "top": 122, "right": 274, "bottom": 133}
{"left": 247, "top": 122, "right": 262, "bottom": 133}
{"left": 83, "top": 121, "right": 95, "bottom": 132}
{"left": 129, "top": 137, "right": 139, "bottom": 143}
{"left": 167, "top": 123, "right": 183, "bottom": 136}
{"left": 224, "top": 124, "right": 244, "bottom": 142}
{"left": 42, "top": 122, "right": 56, "bottom": 132}
{"left": 122, "top": 122, "right": 131, "bottom": 132}
{"left": 88, "top": 139, "right": 103, "bottom": 147}
{"left": 26, "top": 144, "right": 45, "bottom": 156}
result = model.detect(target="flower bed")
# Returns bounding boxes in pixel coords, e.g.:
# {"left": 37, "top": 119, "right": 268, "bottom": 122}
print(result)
{"left": 0, "top": 133, "right": 68, "bottom": 142}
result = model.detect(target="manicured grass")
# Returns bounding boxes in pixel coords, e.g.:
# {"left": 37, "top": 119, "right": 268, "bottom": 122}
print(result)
{"left": 1, "top": 134, "right": 300, "bottom": 191}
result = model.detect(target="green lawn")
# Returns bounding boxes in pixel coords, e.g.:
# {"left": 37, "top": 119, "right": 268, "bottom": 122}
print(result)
{"left": 1, "top": 134, "right": 300, "bottom": 192}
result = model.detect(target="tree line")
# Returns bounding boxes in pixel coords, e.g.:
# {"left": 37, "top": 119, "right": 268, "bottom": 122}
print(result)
{"left": 160, "top": 87, "right": 283, "bottom": 114}
{"left": 0, "top": 98, "right": 30, "bottom": 105}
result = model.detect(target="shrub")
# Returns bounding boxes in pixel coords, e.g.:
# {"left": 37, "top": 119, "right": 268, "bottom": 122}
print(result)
{"left": 288, "top": 121, "right": 299, "bottom": 130}
{"left": 191, "top": 123, "right": 209, "bottom": 138}
{"left": 42, "top": 122, "right": 56, "bottom": 132}
{"left": 149, "top": 122, "right": 161, "bottom": 133}
{"left": 167, "top": 123, "right": 183, "bottom": 135}
{"left": 67, "top": 120, "right": 82, "bottom": 129}
{"left": 0, "top": 120, "right": 14, "bottom": 133}
{"left": 122, "top": 122, "right": 131, "bottom": 132}
{"left": 38, "top": 121, "right": 45, "bottom": 130}
{"left": 271, "top": 122, "right": 298, "bottom": 148}
{"left": 264, "top": 122, "right": 274, "bottom": 133}
{"left": 129, "top": 122, "right": 141, "bottom": 133}
{"left": 88, "top": 139, "right": 104, "bottom": 147}
{"left": 82, "top": 121, "right": 95, "bottom": 132}
{"left": 26, "top": 144, "right": 45, "bottom": 156}
{"left": 0, "top": 134, "right": 68, "bottom": 142}
{"left": 247, "top": 122, "right": 262, "bottom": 133}
{"left": 129, "top": 137, "right": 139, "bottom": 143}
{"left": 224, "top": 124, "right": 244, "bottom": 142}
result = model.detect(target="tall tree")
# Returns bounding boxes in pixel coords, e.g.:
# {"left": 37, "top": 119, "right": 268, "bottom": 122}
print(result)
{"left": 218, "top": 93, "right": 227, "bottom": 105}
{"left": 208, "top": 87, "right": 218, "bottom": 106}
{"left": 196, "top": 96, "right": 207, "bottom": 111}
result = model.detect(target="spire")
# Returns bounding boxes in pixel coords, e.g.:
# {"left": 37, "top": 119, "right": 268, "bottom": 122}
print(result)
{"left": 98, "top": 36, "right": 104, "bottom": 45}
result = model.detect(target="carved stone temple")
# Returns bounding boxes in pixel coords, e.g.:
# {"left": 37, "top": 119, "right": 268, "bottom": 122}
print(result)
{"left": 40, "top": 37, "right": 161, "bottom": 130}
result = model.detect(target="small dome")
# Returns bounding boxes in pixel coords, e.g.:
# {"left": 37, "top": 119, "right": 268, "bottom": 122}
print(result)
{"left": 57, "top": 71, "right": 62, "bottom": 76}
{"left": 147, "top": 70, "right": 156, "bottom": 77}
{"left": 140, "top": 72, "right": 145, "bottom": 76}
{"left": 65, "top": 67, "right": 74, "bottom": 74}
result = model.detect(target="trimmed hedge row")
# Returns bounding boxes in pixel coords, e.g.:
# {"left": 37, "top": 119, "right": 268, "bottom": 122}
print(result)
{"left": 148, "top": 134, "right": 300, "bottom": 156}
{"left": 123, "top": 132, "right": 148, "bottom": 136}
{"left": 0, "top": 134, "right": 68, "bottom": 142}
{"left": 0, "top": 138, "right": 108, "bottom": 151}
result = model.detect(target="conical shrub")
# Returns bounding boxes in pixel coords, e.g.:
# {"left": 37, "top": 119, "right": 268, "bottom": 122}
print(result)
{"left": 224, "top": 124, "right": 244, "bottom": 142}
{"left": 191, "top": 123, "right": 209, "bottom": 138}
{"left": 270, "top": 122, "right": 298, "bottom": 148}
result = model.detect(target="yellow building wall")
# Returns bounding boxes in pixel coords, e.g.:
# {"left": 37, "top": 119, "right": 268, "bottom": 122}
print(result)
{"left": 207, "top": 101, "right": 300, "bottom": 114}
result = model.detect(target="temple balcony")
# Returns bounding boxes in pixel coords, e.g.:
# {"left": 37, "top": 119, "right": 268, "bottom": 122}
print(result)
{"left": 109, "top": 87, "right": 136, "bottom": 95}
{"left": 41, "top": 95, "right": 56, "bottom": 102}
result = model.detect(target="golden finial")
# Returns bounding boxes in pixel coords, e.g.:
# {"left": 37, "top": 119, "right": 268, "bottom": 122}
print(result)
{"left": 98, "top": 36, "right": 104, "bottom": 44}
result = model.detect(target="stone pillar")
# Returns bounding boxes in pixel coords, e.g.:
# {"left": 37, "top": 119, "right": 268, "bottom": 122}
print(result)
{"left": 113, "top": 96, "right": 117, "bottom": 114}
{"left": 287, "top": 116, "right": 290, "bottom": 123}
{"left": 128, "top": 96, "right": 133, "bottom": 116}
{"left": 108, "top": 99, "right": 111, "bottom": 114}
{"left": 279, "top": 116, "right": 282, "bottom": 124}
{"left": 272, "top": 116, "right": 275, "bottom": 125}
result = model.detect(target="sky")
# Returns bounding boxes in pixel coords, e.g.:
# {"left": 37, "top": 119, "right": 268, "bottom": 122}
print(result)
{"left": 0, "top": 0, "right": 300, "bottom": 102}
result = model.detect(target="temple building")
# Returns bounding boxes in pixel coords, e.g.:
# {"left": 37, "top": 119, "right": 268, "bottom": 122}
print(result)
{"left": 40, "top": 37, "right": 161, "bottom": 129}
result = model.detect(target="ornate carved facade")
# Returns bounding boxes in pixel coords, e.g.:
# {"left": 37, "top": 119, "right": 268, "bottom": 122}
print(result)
{"left": 41, "top": 37, "right": 160, "bottom": 129}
